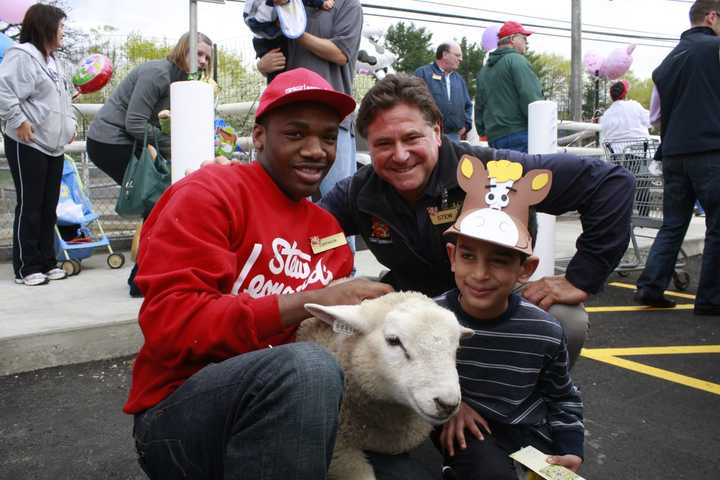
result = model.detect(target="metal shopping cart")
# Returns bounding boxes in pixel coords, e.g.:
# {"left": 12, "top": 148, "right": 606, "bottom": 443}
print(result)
{"left": 602, "top": 138, "right": 690, "bottom": 290}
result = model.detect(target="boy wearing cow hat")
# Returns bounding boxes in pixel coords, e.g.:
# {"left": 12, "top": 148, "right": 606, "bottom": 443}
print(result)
{"left": 435, "top": 155, "right": 584, "bottom": 479}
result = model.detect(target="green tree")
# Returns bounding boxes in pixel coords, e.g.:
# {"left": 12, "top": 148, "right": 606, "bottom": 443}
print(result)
{"left": 624, "top": 71, "right": 653, "bottom": 108}
{"left": 124, "top": 33, "right": 172, "bottom": 66}
{"left": 457, "top": 37, "right": 484, "bottom": 98}
{"left": 384, "top": 22, "right": 434, "bottom": 74}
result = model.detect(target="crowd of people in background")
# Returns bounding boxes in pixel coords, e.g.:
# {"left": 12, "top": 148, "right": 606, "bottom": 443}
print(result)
{"left": 0, "top": 0, "right": 717, "bottom": 479}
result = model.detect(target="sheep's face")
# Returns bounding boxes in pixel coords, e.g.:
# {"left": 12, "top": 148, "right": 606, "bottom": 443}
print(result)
{"left": 305, "top": 293, "right": 474, "bottom": 425}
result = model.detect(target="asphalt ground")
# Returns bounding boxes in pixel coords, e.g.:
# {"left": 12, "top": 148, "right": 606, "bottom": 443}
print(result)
{"left": 1, "top": 255, "right": 718, "bottom": 480}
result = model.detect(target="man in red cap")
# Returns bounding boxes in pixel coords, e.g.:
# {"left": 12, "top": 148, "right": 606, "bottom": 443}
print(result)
{"left": 124, "top": 67, "right": 406, "bottom": 479}
{"left": 475, "top": 20, "right": 543, "bottom": 152}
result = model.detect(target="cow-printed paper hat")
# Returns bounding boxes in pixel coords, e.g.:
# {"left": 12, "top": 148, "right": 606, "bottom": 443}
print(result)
{"left": 444, "top": 155, "right": 552, "bottom": 256}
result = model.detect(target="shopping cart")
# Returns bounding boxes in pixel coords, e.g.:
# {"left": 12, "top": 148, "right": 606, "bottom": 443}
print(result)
{"left": 54, "top": 156, "right": 125, "bottom": 276}
{"left": 602, "top": 138, "right": 690, "bottom": 290}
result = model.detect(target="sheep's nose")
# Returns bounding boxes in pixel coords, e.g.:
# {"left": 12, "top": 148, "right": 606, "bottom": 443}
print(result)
{"left": 434, "top": 397, "right": 460, "bottom": 417}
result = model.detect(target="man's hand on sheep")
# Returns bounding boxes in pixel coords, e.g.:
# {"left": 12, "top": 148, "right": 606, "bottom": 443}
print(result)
{"left": 521, "top": 275, "right": 589, "bottom": 311}
{"left": 546, "top": 454, "right": 583, "bottom": 473}
{"left": 278, "top": 278, "right": 393, "bottom": 327}
{"left": 439, "top": 401, "right": 491, "bottom": 457}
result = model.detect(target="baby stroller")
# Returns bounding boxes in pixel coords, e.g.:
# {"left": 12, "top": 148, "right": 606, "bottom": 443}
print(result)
{"left": 54, "top": 156, "right": 125, "bottom": 275}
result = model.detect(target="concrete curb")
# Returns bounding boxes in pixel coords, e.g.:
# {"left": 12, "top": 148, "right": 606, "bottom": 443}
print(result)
{"left": 1, "top": 319, "right": 142, "bottom": 376}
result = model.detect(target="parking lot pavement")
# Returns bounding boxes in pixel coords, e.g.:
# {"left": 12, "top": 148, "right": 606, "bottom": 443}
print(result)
{"left": 1, "top": 256, "right": 718, "bottom": 480}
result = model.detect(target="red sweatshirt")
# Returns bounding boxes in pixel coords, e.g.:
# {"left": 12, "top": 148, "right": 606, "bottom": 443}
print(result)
{"left": 124, "top": 162, "right": 353, "bottom": 414}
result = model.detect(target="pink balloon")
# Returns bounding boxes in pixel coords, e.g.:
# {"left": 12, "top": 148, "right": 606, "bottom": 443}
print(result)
{"left": 0, "top": 0, "right": 35, "bottom": 24}
{"left": 482, "top": 25, "right": 500, "bottom": 51}
{"left": 583, "top": 51, "right": 604, "bottom": 77}
{"left": 600, "top": 44, "right": 636, "bottom": 80}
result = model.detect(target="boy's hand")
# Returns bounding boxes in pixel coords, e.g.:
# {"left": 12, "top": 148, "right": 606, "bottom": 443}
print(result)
{"left": 439, "top": 401, "right": 491, "bottom": 457}
{"left": 317, "top": 278, "right": 393, "bottom": 306}
{"left": 521, "top": 275, "right": 588, "bottom": 311}
{"left": 546, "top": 454, "right": 583, "bottom": 473}
{"left": 322, "top": 0, "right": 335, "bottom": 9}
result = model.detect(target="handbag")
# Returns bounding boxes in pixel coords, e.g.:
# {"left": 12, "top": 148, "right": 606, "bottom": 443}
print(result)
{"left": 115, "top": 124, "right": 171, "bottom": 216}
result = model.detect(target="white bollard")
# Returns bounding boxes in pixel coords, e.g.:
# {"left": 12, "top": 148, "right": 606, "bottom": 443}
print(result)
{"left": 170, "top": 80, "right": 215, "bottom": 184}
{"left": 528, "top": 100, "right": 557, "bottom": 280}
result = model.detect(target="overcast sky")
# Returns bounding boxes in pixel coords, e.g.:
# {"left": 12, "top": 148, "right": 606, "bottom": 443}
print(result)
{"left": 64, "top": 0, "right": 691, "bottom": 80}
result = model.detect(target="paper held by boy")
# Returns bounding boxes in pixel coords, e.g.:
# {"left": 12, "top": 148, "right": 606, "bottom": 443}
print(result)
{"left": 510, "top": 446, "right": 587, "bottom": 480}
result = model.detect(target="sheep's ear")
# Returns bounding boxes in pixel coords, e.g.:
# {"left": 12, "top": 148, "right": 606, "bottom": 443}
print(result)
{"left": 304, "top": 303, "right": 369, "bottom": 335}
{"left": 459, "top": 326, "right": 475, "bottom": 339}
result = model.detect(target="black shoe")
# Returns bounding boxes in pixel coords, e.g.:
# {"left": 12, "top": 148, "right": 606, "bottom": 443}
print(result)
{"left": 129, "top": 281, "right": 143, "bottom": 298}
{"left": 694, "top": 304, "right": 720, "bottom": 316}
{"left": 634, "top": 289, "right": 676, "bottom": 308}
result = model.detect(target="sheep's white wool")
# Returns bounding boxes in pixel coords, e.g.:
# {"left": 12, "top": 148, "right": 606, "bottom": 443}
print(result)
{"left": 298, "top": 291, "right": 474, "bottom": 480}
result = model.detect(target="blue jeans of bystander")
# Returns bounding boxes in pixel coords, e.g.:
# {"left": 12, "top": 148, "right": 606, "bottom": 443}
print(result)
{"left": 320, "top": 125, "right": 357, "bottom": 197}
{"left": 489, "top": 131, "right": 529, "bottom": 153}
{"left": 444, "top": 131, "right": 461, "bottom": 143}
{"left": 637, "top": 151, "right": 719, "bottom": 310}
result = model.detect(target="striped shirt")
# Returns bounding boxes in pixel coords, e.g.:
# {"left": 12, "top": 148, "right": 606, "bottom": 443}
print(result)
{"left": 435, "top": 289, "right": 584, "bottom": 457}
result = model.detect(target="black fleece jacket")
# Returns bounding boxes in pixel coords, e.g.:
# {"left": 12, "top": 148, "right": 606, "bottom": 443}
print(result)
{"left": 320, "top": 138, "right": 635, "bottom": 296}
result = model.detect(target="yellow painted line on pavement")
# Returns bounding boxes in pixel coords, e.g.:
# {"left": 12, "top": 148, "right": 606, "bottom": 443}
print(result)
{"left": 586, "top": 304, "right": 694, "bottom": 313}
{"left": 583, "top": 345, "right": 720, "bottom": 356}
{"left": 581, "top": 346, "right": 720, "bottom": 396}
{"left": 608, "top": 282, "right": 697, "bottom": 300}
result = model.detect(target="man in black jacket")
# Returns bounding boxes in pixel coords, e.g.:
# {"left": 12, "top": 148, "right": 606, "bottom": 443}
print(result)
{"left": 321, "top": 74, "right": 636, "bottom": 366}
{"left": 635, "top": 0, "right": 720, "bottom": 316}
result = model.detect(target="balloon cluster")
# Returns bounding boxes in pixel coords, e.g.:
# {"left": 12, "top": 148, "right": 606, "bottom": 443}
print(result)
{"left": 583, "top": 44, "right": 636, "bottom": 80}
{"left": 0, "top": 0, "right": 34, "bottom": 24}
{"left": 0, "top": 32, "right": 13, "bottom": 64}
{"left": 481, "top": 25, "right": 500, "bottom": 52}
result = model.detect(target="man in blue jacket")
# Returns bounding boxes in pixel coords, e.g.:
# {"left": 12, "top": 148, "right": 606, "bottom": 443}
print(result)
{"left": 415, "top": 42, "right": 472, "bottom": 142}
{"left": 635, "top": 0, "right": 720, "bottom": 315}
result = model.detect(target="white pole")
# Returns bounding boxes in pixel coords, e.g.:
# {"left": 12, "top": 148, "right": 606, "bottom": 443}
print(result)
{"left": 171, "top": 81, "right": 215, "bottom": 184}
{"left": 528, "top": 100, "right": 558, "bottom": 280}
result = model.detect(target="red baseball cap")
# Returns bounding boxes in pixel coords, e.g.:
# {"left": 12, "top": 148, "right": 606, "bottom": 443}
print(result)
{"left": 255, "top": 67, "right": 356, "bottom": 121}
{"left": 498, "top": 21, "right": 534, "bottom": 39}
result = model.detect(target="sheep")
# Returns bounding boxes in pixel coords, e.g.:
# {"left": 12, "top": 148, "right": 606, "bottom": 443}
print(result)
{"left": 297, "top": 291, "right": 474, "bottom": 480}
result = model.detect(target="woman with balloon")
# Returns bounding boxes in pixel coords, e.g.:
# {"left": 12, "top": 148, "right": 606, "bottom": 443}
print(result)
{"left": 0, "top": 3, "right": 76, "bottom": 286}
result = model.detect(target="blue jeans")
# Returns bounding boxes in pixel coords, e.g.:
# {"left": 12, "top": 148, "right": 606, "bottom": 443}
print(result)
{"left": 444, "top": 131, "right": 461, "bottom": 143}
{"left": 320, "top": 125, "right": 356, "bottom": 197}
{"left": 320, "top": 125, "right": 356, "bottom": 252}
{"left": 489, "top": 131, "right": 529, "bottom": 153}
{"left": 637, "top": 152, "right": 720, "bottom": 308}
{"left": 132, "top": 342, "right": 433, "bottom": 479}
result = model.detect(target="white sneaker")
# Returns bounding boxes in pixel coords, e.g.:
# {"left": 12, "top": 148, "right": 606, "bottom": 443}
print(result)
{"left": 15, "top": 273, "right": 49, "bottom": 286}
{"left": 45, "top": 267, "right": 68, "bottom": 281}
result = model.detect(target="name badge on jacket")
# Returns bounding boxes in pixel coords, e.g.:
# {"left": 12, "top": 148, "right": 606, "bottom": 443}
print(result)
{"left": 427, "top": 206, "right": 459, "bottom": 225}
{"left": 310, "top": 232, "right": 347, "bottom": 254}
